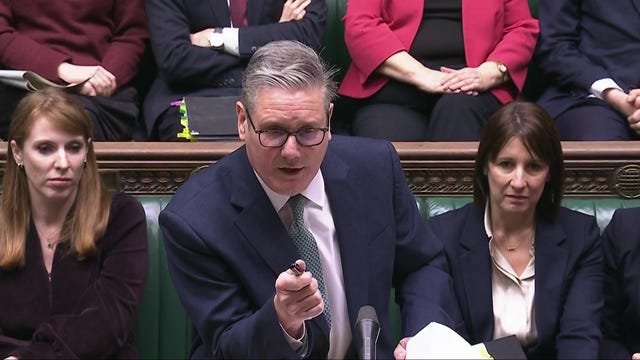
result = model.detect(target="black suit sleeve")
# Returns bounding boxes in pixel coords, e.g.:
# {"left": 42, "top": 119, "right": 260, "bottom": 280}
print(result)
{"left": 601, "top": 209, "right": 640, "bottom": 358}
{"left": 535, "top": 0, "right": 610, "bottom": 91}
{"left": 145, "top": 0, "right": 326, "bottom": 88}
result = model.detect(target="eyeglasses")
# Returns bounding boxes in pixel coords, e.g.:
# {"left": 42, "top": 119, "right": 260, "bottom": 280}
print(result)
{"left": 245, "top": 108, "right": 330, "bottom": 148}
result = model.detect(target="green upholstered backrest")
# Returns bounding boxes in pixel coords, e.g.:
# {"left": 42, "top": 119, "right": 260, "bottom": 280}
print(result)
{"left": 417, "top": 196, "right": 640, "bottom": 232}
{"left": 321, "top": 0, "right": 350, "bottom": 81}
{"left": 134, "top": 196, "right": 190, "bottom": 360}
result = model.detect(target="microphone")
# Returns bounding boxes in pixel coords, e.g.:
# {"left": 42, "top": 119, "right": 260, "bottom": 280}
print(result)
{"left": 354, "top": 305, "right": 381, "bottom": 360}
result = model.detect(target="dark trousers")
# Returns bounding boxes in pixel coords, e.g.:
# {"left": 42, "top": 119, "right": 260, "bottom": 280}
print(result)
{"left": 350, "top": 80, "right": 501, "bottom": 141}
{"left": 0, "top": 84, "right": 139, "bottom": 141}
{"left": 554, "top": 97, "right": 639, "bottom": 140}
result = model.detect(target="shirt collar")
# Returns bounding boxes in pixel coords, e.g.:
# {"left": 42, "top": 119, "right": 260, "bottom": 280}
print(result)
{"left": 255, "top": 170, "right": 326, "bottom": 213}
{"left": 483, "top": 201, "right": 493, "bottom": 239}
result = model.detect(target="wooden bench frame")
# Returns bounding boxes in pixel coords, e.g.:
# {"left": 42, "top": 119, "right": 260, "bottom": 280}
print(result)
{"left": 1, "top": 141, "right": 639, "bottom": 198}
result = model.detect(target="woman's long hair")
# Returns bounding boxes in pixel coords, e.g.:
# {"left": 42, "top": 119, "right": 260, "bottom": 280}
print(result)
{"left": 0, "top": 88, "right": 111, "bottom": 270}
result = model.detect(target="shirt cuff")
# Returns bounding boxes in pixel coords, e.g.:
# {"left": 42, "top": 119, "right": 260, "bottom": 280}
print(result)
{"left": 222, "top": 27, "right": 240, "bottom": 56}
{"left": 590, "top": 78, "right": 624, "bottom": 100}
{"left": 279, "top": 321, "right": 309, "bottom": 357}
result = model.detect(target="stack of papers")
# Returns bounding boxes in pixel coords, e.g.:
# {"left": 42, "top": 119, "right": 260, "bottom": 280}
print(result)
{"left": 406, "top": 322, "right": 494, "bottom": 359}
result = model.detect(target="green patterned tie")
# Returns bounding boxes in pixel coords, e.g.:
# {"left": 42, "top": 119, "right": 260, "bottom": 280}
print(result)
{"left": 289, "top": 194, "right": 331, "bottom": 327}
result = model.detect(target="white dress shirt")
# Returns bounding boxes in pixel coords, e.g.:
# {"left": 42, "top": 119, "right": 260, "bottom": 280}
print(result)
{"left": 257, "top": 170, "right": 352, "bottom": 358}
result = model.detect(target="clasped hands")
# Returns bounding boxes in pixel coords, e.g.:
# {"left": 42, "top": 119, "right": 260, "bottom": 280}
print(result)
{"left": 604, "top": 88, "right": 640, "bottom": 135}
{"left": 274, "top": 259, "right": 325, "bottom": 339}
{"left": 416, "top": 61, "right": 504, "bottom": 96}
{"left": 57, "top": 63, "right": 117, "bottom": 97}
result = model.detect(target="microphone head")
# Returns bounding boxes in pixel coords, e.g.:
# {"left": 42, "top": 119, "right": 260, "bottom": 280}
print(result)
{"left": 356, "top": 305, "right": 379, "bottom": 325}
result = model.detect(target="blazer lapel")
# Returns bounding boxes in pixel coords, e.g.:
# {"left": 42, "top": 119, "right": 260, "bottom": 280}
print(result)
{"left": 231, "top": 149, "right": 299, "bottom": 278}
{"left": 458, "top": 207, "right": 495, "bottom": 342}
{"left": 532, "top": 217, "right": 568, "bottom": 349}
{"left": 634, "top": 0, "right": 640, "bottom": 19}
{"left": 321, "top": 150, "right": 369, "bottom": 328}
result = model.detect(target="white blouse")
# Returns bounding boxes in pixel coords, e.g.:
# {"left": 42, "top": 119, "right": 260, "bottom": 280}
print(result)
{"left": 484, "top": 207, "right": 538, "bottom": 347}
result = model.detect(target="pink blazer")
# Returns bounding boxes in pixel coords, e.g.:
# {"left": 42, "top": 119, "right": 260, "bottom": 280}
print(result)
{"left": 338, "top": 0, "right": 538, "bottom": 104}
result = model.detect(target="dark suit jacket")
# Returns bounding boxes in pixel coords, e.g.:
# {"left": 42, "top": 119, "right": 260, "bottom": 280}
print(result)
{"left": 159, "top": 135, "right": 462, "bottom": 358}
{"left": 601, "top": 207, "right": 640, "bottom": 358}
{"left": 536, "top": 0, "right": 640, "bottom": 117}
{"left": 143, "top": 0, "right": 327, "bottom": 135}
{"left": 426, "top": 203, "right": 603, "bottom": 359}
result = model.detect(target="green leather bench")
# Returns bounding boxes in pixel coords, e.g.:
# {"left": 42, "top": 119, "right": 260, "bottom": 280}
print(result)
{"left": 132, "top": 195, "right": 638, "bottom": 358}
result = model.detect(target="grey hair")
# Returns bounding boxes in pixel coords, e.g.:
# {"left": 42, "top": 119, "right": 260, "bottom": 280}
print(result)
{"left": 240, "top": 40, "right": 338, "bottom": 114}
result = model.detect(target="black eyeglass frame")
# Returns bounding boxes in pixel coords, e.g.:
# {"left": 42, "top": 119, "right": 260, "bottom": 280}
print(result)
{"left": 244, "top": 107, "right": 330, "bottom": 148}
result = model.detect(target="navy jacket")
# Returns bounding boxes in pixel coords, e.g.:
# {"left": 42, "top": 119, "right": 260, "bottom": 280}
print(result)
{"left": 601, "top": 207, "right": 640, "bottom": 358}
{"left": 427, "top": 203, "right": 603, "bottom": 358}
{"left": 143, "top": 0, "right": 327, "bottom": 135}
{"left": 536, "top": 0, "right": 640, "bottom": 117}
{"left": 159, "top": 135, "right": 462, "bottom": 358}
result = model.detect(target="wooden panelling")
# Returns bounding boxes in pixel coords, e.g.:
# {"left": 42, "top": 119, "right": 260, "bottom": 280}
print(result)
{"left": 0, "top": 141, "right": 638, "bottom": 198}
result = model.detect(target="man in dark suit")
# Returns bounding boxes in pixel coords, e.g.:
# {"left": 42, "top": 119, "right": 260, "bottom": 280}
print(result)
{"left": 143, "top": 0, "right": 326, "bottom": 140}
{"left": 535, "top": 0, "right": 640, "bottom": 140}
{"left": 159, "top": 40, "right": 461, "bottom": 358}
{"left": 601, "top": 208, "right": 640, "bottom": 359}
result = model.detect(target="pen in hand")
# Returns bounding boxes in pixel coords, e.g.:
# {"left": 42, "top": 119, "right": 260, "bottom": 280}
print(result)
{"left": 289, "top": 261, "right": 304, "bottom": 276}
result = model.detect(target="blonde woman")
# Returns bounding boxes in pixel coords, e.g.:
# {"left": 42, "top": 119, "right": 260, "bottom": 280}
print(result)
{"left": 0, "top": 88, "right": 148, "bottom": 358}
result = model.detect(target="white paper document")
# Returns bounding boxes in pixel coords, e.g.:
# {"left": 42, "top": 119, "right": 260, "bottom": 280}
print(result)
{"left": 406, "top": 322, "right": 493, "bottom": 359}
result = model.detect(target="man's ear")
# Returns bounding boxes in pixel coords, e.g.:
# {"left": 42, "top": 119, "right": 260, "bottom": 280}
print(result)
{"left": 326, "top": 102, "right": 334, "bottom": 141}
{"left": 237, "top": 101, "right": 247, "bottom": 141}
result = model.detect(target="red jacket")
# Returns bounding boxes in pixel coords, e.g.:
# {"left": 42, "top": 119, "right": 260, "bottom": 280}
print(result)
{"left": 338, "top": 0, "right": 538, "bottom": 104}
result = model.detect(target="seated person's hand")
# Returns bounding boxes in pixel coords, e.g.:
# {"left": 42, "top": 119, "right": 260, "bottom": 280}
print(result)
{"left": 633, "top": 353, "right": 640, "bottom": 360}
{"left": 604, "top": 88, "right": 640, "bottom": 134}
{"left": 414, "top": 67, "right": 449, "bottom": 94}
{"left": 190, "top": 28, "right": 213, "bottom": 48}
{"left": 279, "top": 0, "right": 311, "bottom": 22}
{"left": 57, "top": 63, "right": 116, "bottom": 97}
{"left": 626, "top": 89, "right": 640, "bottom": 133}
{"left": 440, "top": 61, "right": 502, "bottom": 94}
{"left": 393, "top": 337, "right": 411, "bottom": 360}
{"left": 57, "top": 62, "right": 99, "bottom": 85}
{"left": 86, "top": 66, "right": 117, "bottom": 97}
{"left": 274, "top": 260, "right": 324, "bottom": 338}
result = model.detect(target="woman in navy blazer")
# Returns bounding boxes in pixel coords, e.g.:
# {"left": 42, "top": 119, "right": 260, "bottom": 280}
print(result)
{"left": 601, "top": 208, "right": 640, "bottom": 359}
{"left": 421, "top": 102, "right": 603, "bottom": 358}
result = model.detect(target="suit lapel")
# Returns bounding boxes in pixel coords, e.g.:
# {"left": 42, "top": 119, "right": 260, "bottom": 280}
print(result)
{"left": 321, "top": 149, "right": 369, "bottom": 328}
{"left": 231, "top": 148, "right": 299, "bottom": 278}
{"left": 459, "top": 207, "right": 495, "bottom": 342}
{"left": 633, "top": 0, "right": 640, "bottom": 19}
{"left": 533, "top": 217, "right": 568, "bottom": 348}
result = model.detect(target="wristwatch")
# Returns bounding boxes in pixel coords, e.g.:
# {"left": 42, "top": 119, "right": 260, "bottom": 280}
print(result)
{"left": 208, "top": 28, "right": 224, "bottom": 50}
{"left": 492, "top": 61, "right": 509, "bottom": 82}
